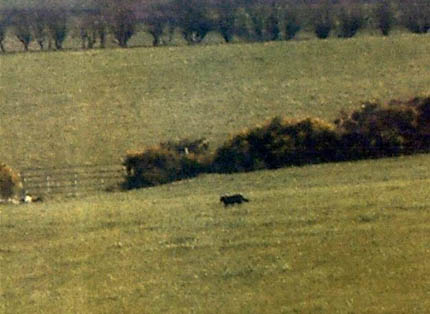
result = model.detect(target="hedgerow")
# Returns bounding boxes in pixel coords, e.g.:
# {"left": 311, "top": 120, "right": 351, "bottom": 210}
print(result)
{"left": 212, "top": 117, "right": 339, "bottom": 173}
{"left": 123, "top": 97, "right": 430, "bottom": 190}
{"left": 335, "top": 97, "right": 430, "bottom": 160}
{"left": 122, "top": 138, "right": 210, "bottom": 189}
{"left": 2, "top": 1, "right": 430, "bottom": 53}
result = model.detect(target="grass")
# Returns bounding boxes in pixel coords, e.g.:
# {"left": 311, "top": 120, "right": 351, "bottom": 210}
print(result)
{"left": 2, "top": 33, "right": 430, "bottom": 169}
{"left": 1, "top": 154, "right": 430, "bottom": 313}
{"left": 1, "top": 32, "right": 430, "bottom": 312}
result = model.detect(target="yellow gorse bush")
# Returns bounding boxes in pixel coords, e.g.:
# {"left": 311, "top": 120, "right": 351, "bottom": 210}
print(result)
{"left": 0, "top": 163, "right": 23, "bottom": 200}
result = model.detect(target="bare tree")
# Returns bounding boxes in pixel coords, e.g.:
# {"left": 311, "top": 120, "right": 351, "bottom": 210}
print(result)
{"left": 32, "top": 7, "right": 49, "bottom": 50}
{"left": 139, "top": 1, "right": 172, "bottom": 46}
{"left": 337, "top": 2, "right": 365, "bottom": 38}
{"left": 172, "top": 0, "right": 213, "bottom": 44}
{"left": 46, "top": 7, "right": 68, "bottom": 50}
{"left": 78, "top": 9, "right": 106, "bottom": 49}
{"left": 312, "top": 0, "right": 334, "bottom": 39}
{"left": 0, "top": 15, "right": 7, "bottom": 53}
{"left": 374, "top": 0, "right": 395, "bottom": 36}
{"left": 283, "top": 2, "right": 302, "bottom": 40}
{"left": 98, "top": 0, "right": 136, "bottom": 48}
{"left": 399, "top": 0, "right": 430, "bottom": 34}
{"left": 213, "top": 0, "right": 238, "bottom": 43}
{"left": 12, "top": 9, "right": 33, "bottom": 51}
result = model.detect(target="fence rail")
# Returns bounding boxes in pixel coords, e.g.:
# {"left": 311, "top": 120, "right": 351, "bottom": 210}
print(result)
{"left": 20, "top": 164, "right": 126, "bottom": 198}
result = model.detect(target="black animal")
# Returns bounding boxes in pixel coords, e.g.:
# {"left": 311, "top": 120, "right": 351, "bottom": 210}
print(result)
{"left": 220, "top": 194, "right": 249, "bottom": 207}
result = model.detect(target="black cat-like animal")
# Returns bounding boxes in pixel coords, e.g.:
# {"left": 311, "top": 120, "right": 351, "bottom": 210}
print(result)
{"left": 220, "top": 194, "right": 249, "bottom": 207}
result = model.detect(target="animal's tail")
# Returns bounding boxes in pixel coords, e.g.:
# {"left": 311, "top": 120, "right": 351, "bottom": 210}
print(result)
{"left": 243, "top": 197, "right": 249, "bottom": 202}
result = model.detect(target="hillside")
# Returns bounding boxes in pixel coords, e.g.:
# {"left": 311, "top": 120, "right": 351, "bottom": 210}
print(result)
{"left": 1, "top": 154, "right": 430, "bottom": 313}
{"left": 1, "top": 34, "right": 430, "bottom": 170}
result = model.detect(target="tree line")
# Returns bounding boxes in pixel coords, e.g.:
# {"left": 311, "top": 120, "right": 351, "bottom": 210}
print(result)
{"left": 0, "top": 0, "right": 429, "bottom": 53}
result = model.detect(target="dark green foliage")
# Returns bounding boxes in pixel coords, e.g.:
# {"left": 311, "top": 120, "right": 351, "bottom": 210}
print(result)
{"left": 160, "top": 138, "right": 209, "bottom": 155}
{"left": 122, "top": 97, "right": 430, "bottom": 190}
{"left": 123, "top": 139, "right": 209, "bottom": 189}
{"left": 212, "top": 117, "right": 339, "bottom": 173}
{"left": 335, "top": 97, "right": 430, "bottom": 160}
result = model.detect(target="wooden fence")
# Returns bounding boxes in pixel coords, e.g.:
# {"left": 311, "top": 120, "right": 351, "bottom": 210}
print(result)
{"left": 20, "top": 164, "right": 126, "bottom": 198}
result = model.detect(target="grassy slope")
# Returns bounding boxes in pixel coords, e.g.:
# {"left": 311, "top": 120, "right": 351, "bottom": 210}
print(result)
{"left": 2, "top": 34, "right": 430, "bottom": 169}
{"left": 1, "top": 154, "right": 430, "bottom": 313}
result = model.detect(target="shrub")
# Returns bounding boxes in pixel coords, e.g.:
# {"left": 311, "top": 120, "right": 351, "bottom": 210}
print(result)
{"left": 160, "top": 138, "right": 209, "bottom": 155}
{"left": 212, "top": 117, "right": 339, "bottom": 173}
{"left": 391, "top": 97, "right": 430, "bottom": 150}
{"left": 0, "top": 163, "right": 23, "bottom": 201}
{"left": 123, "top": 98, "right": 430, "bottom": 191}
{"left": 334, "top": 99, "right": 430, "bottom": 160}
{"left": 123, "top": 139, "right": 210, "bottom": 189}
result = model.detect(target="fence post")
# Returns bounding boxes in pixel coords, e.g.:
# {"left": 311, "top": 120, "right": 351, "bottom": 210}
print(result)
{"left": 74, "top": 173, "right": 78, "bottom": 197}
{"left": 22, "top": 173, "right": 28, "bottom": 198}
{"left": 46, "top": 175, "right": 51, "bottom": 194}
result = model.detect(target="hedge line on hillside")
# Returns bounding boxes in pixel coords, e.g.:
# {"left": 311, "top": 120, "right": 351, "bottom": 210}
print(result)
{"left": 123, "top": 97, "right": 430, "bottom": 189}
{"left": 0, "top": 0, "right": 428, "bottom": 53}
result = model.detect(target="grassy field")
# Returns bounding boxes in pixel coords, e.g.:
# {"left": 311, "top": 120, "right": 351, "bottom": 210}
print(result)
{"left": 1, "top": 154, "right": 430, "bottom": 313}
{"left": 2, "top": 33, "right": 430, "bottom": 169}
{"left": 1, "top": 33, "right": 430, "bottom": 313}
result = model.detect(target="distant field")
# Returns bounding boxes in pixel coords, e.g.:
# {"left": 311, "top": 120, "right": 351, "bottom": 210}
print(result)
{"left": 1, "top": 33, "right": 430, "bottom": 170}
{"left": 1, "top": 154, "right": 430, "bottom": 313}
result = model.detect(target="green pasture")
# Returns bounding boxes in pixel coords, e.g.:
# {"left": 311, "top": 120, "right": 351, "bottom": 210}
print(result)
{"left": 1, "top": 154, "right": 430, "bottom": 313}
{"left": 1, "top": 32, "right": 430, "bottom": 313}
{"left": 1, "top": 33, "right": 430, "bottom": 169}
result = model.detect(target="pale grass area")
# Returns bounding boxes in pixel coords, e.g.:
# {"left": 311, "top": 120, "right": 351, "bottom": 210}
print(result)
{"left": 1, "top": 154, "right": 429, "bottom": 313}
{"left": 2, "top": 34, "right": 430, "bottom": 169}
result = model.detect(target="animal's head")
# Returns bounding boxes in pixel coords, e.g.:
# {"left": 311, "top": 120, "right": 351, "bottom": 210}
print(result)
{"left": 220, "top": 196, "right": 226, "bottom": 202}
